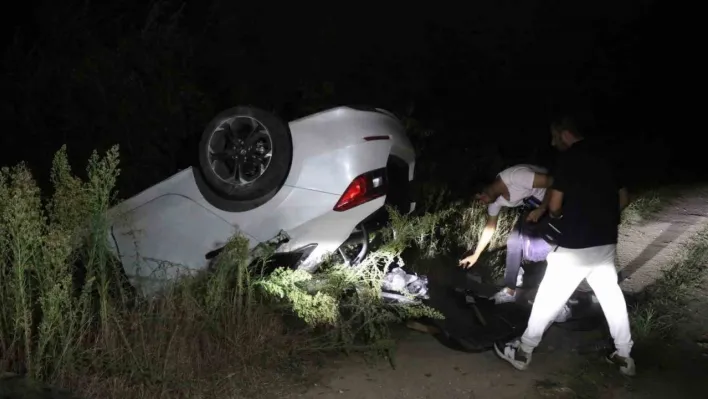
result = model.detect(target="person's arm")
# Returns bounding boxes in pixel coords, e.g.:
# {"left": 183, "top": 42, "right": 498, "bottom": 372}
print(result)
{"left": 613, "top": 154, "right": 630, "bottom": 213}
{"left": 522, "top": 171, "right": 554, "bottom": 222}
{"left": 548, "top": 159, "right": 569, "bottom": 219}
{"left": 473, "top": 214, "right": 498, "bottom": 256}
{"left": 548, "top": 189, "right": 564, "bottom": 218}
{"left": 532, "top": 173, "right": 554, "bottom": 189}
{"left": 619, "top": 187, "right": 630, "bottom": 212}
{"left": 459, "top": 212, "right": 498, "bottom": 267}
{"left": 540, "top": 187, "right": 552, "bottom": 211}
{"left": 533, "top": 173, "right": 554, "bottom": 212}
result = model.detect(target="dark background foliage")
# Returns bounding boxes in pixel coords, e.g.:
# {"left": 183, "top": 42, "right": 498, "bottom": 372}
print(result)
{"left": 0, "top": 0, "right": 691, "bottom": 201}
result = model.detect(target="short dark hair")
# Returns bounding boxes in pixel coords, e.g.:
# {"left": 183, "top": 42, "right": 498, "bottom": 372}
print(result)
{"left": 550, "top": 115, "right": 584, "bottom": 138}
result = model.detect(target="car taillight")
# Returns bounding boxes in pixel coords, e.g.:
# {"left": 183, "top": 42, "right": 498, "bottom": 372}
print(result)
{"left": 333, "top": 168, "right": 387, "bottom": 212}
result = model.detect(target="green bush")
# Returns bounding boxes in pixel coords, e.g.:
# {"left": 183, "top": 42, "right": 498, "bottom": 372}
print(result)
{"left": 0, "top": 146, "right": 298, "bottom": 397}
{"left": 620, "top": 187, "right": 682, "bottom": 226}
{"left": 256, "top": 210, "right": 446, "bottom": 357}
{"left": 386, "top": 178, "right": 521, "bottom": 282}
{"left": 0, "top": 146, "right": 456, "bottom": 398}
{"left": 455, "top": 202, "right": 521, "bottom": 280}
{"left": 0, "top": 145, "right": 121, "bottom": 381}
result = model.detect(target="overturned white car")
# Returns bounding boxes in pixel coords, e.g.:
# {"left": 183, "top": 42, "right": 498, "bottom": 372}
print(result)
{"left": 106, "top": 105, "right": 417, "bottom": 294}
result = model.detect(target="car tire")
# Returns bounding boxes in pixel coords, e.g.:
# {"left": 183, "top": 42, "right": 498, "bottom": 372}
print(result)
{"left": 197, "top": 106, "right": 293, "bottom": 207}
{"left": 337, "top": 223, "right": 370, "bottom": 267}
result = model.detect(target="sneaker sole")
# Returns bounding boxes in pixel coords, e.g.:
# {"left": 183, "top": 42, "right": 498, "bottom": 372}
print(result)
{"left": 492, "top": 296, "right": 517, "bottom": 305}
{"left": 528, "top": 299, "right": 578, "bottom": 306}
{"left": 604, "top": 357, "right": 636, "bottom": 377}
{"left": 493, "top": 344, "right": 529, "bottom": 371}
{"left": 495, "top": 300, "right": 516, "bottom": 305}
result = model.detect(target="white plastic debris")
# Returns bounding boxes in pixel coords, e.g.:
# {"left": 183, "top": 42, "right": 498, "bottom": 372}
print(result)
{"left": 381, "top": 265, "right": 430, "bottom": 303}
{"left": 382, "top": 267, "right": 408, "bottom": 292}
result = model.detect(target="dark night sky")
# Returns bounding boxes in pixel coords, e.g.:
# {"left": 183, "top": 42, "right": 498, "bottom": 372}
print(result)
{"left": 0, "top": 0, "right": 693, "bottom": 198}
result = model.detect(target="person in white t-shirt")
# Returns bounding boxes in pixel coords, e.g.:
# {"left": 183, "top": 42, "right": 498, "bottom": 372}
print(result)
{"left": 458, "top": 164, "right": 555, "bottom": 304}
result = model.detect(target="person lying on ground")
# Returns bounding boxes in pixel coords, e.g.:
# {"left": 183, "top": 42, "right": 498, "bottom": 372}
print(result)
{"left": 494, "top": 115, "right": 635, "bottom": 377}
{"left": 458, "top": 164, "right": 555, "bottom": 304}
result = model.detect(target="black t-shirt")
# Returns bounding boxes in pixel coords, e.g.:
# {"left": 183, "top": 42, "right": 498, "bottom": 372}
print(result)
{"left": 552, "top": 140, "right": 624, "bottom": 249}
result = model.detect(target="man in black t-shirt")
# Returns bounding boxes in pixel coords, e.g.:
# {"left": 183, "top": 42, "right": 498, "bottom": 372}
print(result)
{"left": 494, "top": 116, "right": 636, "bottom": 377}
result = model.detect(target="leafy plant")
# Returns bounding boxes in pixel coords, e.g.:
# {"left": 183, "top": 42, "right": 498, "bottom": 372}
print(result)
{"left": 255, "top": 207, "right": 446, "bottom": 357}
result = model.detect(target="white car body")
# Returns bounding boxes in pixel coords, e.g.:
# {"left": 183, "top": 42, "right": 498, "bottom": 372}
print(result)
{"left": 107, "top": 106, "right": 416, "bottom": 295}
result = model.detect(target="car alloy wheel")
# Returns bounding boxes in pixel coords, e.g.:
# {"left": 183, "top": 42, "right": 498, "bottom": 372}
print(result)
{"left": 207, "top": 116, "right": 273, "bottom": 186}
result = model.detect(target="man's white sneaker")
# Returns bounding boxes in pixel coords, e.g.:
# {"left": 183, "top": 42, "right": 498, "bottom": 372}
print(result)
{"left": 606, "top": 351, "right": 636, "bottom": 376}
{"left": 554, "top": 304, "right": 572, "bottom": 323}
{"left": 516, "top": 268, "right": 525, "bottom": 288}
{"left": 494, "top": 339, "right": 532, "bottom": 371}
{"left": 491, "top": 289, "right": 516, "bottom": 305}
{"left": 528, "top": 298, "right": 577, "bottom": 307}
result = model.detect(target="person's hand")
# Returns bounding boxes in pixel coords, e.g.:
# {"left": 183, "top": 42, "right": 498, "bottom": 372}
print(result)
{"left": 526, "top": 208, "right": 546, "bottom": 223}
{"left": 459, "top": 253, "right": 480, "bottom": 269}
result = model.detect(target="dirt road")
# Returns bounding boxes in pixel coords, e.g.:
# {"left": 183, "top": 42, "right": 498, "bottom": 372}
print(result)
{"left": 618, "top": 189, "right": 708, "bottom": 293}
{"left": 289, "top": 329, "right": 591, "bottom": 399}
{"left": 291, "top": 189, "right": 708, "bottom": 399}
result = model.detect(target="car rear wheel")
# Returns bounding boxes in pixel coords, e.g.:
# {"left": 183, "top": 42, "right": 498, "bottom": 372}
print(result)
{"left": 337, "top": 223, "right": 370, "bottom": 267}
{"left": 197, "top": 106, "right": 292, "bottom": 208}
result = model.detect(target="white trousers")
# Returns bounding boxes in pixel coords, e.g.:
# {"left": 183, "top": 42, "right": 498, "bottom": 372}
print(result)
{"left": 520, "top": 244, "right": 634, "bottom": 358}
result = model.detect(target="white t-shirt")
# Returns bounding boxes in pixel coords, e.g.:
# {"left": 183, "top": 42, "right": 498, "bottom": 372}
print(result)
{"left": 487, "top": 164, "right": 548, "bottom": 217}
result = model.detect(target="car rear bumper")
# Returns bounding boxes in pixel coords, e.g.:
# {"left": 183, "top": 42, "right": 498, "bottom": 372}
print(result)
{"left": 272, "top": 195, "right": 385, "bottom": 272}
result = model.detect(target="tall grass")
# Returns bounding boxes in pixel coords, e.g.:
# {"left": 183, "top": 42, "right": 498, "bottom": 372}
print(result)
{"left": 629, "top": 226, "right": 708, "bottom": 342}
{"left": 0, "top": 145, "right": 115, "bottom": 381}
{"left": 0, "top": 146, "right": 291, "bottom": 397}
{"left": 454, "top": 202, "right": 521, "bottom": 280}
{"left": 402, "top": 179, "right": 521, "bottom": 281}
{"left": 621, "top": 189, "right": 672, "bottom": 226}
{"left": 0, "top": 146, "right": 450, "bottom": 398}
